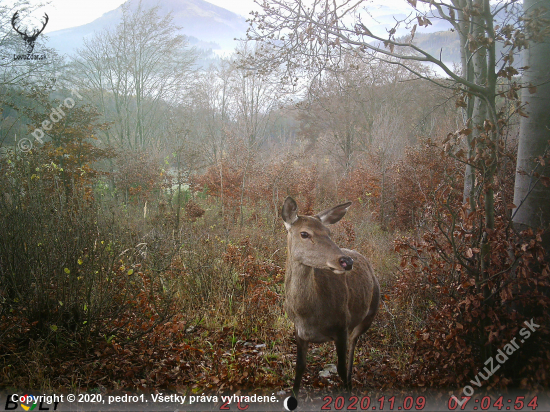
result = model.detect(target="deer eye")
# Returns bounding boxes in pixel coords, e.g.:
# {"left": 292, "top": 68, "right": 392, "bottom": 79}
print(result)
{"left": 300, "top": 232, "right": 310, "bottom": 239}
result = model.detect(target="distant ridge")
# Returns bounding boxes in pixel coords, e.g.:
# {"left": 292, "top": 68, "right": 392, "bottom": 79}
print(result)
{"left": 45, "top": 0, "right": 249, "bottom": 56}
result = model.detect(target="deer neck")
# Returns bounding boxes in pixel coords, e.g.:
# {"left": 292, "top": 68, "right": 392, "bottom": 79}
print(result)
{"left": 285, "top": 256, "right": 316, "bottom": 298}
{"left": 286, "top": 232, "right": 311, "bottom": 278}
{"left": 284, "top": 256, "right": 329, "bottom": 327}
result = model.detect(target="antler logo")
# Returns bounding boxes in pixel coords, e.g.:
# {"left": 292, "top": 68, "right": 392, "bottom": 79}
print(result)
{"left": 11, "top": 11, "right": 49, "bottom": 55}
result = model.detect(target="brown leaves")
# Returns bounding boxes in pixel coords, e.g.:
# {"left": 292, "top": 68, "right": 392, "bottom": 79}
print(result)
{"left": 417, "top": 15, "right": 432, "bottom": 27}
{"left": 391, "top": 134, "right": 550, "bottom": 391}
{"left": 497, "top": 66, "right": 519, "bottom": 80}
{"left": 460, "top": 127, "right": 473, "bottom": 136}
{"left": 461, "top": 278, "right": 475, "bottom": 288}
{"left": 455, "top": 96, "right": 467, "bottom": 108}
{"left": 410, "top": 24, "right": 417, "bottom": 41}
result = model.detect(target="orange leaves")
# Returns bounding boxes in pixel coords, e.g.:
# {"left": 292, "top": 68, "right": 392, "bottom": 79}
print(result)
{"left": 397, "top": 209, "right": 550, "bottom": 391}
{"left": 461, "top": 278, "right": 475, "bottom": 288}
{"left": 390, "top": 130, "right": 550, "bottom": 390}
{"left": 193, "top": 156, "right": 319, "bottom": 224}
{"left": 113, "top": 150, "right": 165, "bottom": 204}
{"left": 540, "top": 176, "right": 550, "bottom": 188}
{"left": 464, "top": 248, "right": 480, "bottom": 259}
{"left": 338, "top": 166, "right": 380, "bottom": 204}
{"left": 222, "top": 238, "right": 283, "bottom": 331}
{"left": 497, "top": 66, "right": 519, "bottom": 80}
{"left": 185, "top": 200, "right": 205, "bottom": 221}
{"left": 392, "top": 140, "right": 460, "bottom": 230}
{"left": 459, "top": 127, "right": 473, "bottom": 136}
{"left": 455, "top": 96, "right": 467, "bottom": 108}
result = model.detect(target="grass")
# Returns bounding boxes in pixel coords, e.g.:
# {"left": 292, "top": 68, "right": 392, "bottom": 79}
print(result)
{"left": 0, "top": 192, "right": 411, "bottom": 393}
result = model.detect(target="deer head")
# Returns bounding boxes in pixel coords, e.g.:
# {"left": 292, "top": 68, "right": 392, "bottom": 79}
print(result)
{"left": 282, "top": 197, "right": 354, "bottom": 275}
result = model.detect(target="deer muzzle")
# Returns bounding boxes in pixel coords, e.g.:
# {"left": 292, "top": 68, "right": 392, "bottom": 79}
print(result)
{"left": 339, "top": 256, "right": 354, "bottom": 271}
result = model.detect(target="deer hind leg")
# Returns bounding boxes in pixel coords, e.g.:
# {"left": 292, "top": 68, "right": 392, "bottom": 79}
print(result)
{"left": 347, "top": 334, "right": 360, "bottom": 386}
{"left": 347, "top": 314, "right": 375, "bottom": 385}
{"left": 335, "top": 330, "right": 350, "bottom": 391}
{"left": 293, "top": 330, "right": 308, "bottom": 396}
{"left": 347, "top": 283, "right": 381, "bottom": 384}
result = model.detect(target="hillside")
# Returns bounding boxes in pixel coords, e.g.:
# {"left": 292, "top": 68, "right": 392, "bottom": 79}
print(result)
{"left": 45, "top": 0, "right": 248, "bottom": 56}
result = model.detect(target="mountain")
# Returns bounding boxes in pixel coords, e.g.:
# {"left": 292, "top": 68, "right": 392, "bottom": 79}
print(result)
{"left": 45, "top": 0, "right": 512, "bottom": 68}
{"left": 411, "top": 31, "right": 461, "bottom": 64}
{"left": 44, "top": 0, "right": 249, "bottom": 56}
{"left": 362, "top": 3, "right": 520, "bottom": 69}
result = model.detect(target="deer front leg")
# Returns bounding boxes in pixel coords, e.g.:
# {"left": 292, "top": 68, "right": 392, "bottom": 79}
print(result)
{"left": 293, "top": 329, "right": 308, "bottom": 396}
{"left": 335, "top": 331, "right": 350, "bottom": 391}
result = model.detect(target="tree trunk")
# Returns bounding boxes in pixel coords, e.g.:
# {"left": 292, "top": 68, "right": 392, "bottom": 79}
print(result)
{"left": 458, "top": 0, "right": 476, "bottom": 209}
{"left": 513, "top": 0, "right": 550, "bottom": 252}
{"left": 219, "top": 159, "right": 225, "bottom": 225}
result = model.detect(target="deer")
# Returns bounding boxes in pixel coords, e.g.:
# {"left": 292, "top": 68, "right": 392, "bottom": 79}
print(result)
{"left": 11, "top": 11, "right": 49, "bottom": 55}
{"left": 281, "top": 197, "right": 380, "bottom": 395}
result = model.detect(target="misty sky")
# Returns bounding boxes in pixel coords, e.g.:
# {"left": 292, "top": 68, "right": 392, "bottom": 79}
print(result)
{"left": 26, "top": 0, "right": 411, "bottom": 34}
{"left": 27, "top": 0, "right": 261, "bottom": 33}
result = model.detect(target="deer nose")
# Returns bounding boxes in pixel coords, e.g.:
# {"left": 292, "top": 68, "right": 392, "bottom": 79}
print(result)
{"left": 339, "top": 256, "right": 353, "bottom": 271}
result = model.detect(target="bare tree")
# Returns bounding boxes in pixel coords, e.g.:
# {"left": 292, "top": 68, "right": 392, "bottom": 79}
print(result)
{"left": 370, "top": 105, "right": 408, "bottom": 229}
{"left": 249, "top": 0, "right": 529, "bottom": 225}
{"left": 184, "top": 59, "right": 234, "bottom": 166}
{"left": 299, "top": 53, "right": 431, "bottom": 174}
{"left": 232, "top": 42, "right": 281, "bottom": 150}
{"left": 300, "top": 57, "right": 375, "bottom": 174}
{"left": 247, "top": 0, "right": 535, "bottom": 303}
{"left": 72, "top": 0, "right": 197, "bottom": 149}
{"left": 231, "top": 41, "right": 282, "bottom": 225}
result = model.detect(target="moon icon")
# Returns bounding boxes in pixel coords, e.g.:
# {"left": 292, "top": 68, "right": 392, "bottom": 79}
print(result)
{"left": 284, "top": 396, "right": 298, "bottom": 411}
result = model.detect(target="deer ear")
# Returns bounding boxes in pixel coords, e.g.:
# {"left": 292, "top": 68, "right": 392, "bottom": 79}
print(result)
{"left": 316, "top": 202, "right": 352, "bottom": 225}
{"left": 282, "top": 197, "right": 298, "bottom": 230}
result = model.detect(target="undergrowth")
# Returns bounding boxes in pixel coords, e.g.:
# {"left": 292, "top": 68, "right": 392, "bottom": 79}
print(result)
{"left": 1, "top": 137, "right": 548, "bottom": 394}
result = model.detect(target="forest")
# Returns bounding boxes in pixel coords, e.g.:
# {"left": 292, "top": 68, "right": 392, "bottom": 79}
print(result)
{"left": 0, "top": 0, "right": 549, "bottom": 407}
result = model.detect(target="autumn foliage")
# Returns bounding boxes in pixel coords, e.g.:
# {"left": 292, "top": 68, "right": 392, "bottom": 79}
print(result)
{"left": 1, "top": 94, "right": 549, "bottom": 396}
